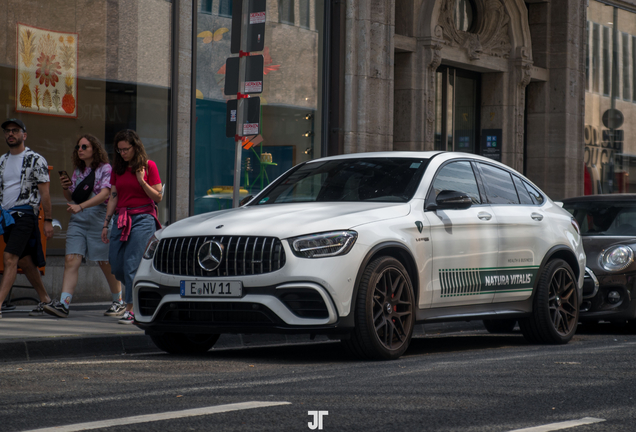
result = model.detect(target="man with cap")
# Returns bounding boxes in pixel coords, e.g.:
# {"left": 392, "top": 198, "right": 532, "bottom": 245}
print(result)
{"left": 0, "top": 119, "right": 53, "bottom": 319}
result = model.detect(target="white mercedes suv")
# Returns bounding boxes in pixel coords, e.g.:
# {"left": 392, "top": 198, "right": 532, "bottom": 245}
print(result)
{"left": 134, "top": 152, "right": 585, "bottom": 360}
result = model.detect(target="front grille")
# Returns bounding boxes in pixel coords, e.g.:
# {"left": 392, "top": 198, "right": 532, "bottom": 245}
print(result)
{"left": 157, "top": 302, "right": 281, "bottom": 325}
{"left": 138, "top": 290, "right": 162, "bottom": 316}
{"left": 153, "top": 236, "right": 286, "bottom": 277}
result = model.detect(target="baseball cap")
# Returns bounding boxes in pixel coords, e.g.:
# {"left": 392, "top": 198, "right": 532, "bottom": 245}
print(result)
{"left": 1, "top": 118, "right": 26, "bottom": 132}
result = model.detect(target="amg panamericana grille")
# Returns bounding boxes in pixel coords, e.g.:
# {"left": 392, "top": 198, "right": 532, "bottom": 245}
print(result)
{"left": 153, "top": 236, "right": 286, "bottom": 277}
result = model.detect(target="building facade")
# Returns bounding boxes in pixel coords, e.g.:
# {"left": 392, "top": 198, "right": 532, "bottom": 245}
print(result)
{"left": 1, "top": 0, "right": 634, "bottom": 302}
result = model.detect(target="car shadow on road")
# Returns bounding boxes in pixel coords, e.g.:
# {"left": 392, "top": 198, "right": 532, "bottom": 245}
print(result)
{"left": 405, "top": 333, "right": 528, "bottom": 356}
{"left": 576, "top": 321, "right": 635, "bottom": 335}
{"left": 138, "top": 332, "right": 536, "bottom": 364}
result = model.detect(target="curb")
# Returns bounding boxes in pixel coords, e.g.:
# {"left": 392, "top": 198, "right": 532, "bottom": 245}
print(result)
{"left": 0, "top": 334, "right": 157, "bottom": 362}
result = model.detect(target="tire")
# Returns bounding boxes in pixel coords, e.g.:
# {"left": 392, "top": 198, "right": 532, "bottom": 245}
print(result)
{"left": 519, "top": 259, "right": 579, "bottom": 344}
{"left": 482, "top": 319, "right": 516, "bottom": 334}
{"left": 344, "top": 256, "right": 415, "bottom": 360}
{"left": 150, "top": 332, "right": 220, "bottom": 354}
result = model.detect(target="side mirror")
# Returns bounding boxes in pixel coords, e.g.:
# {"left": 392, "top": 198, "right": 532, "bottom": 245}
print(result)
{"left": 239, "top": 195, "right": 253, "bottom": 207}
{"left": 427, "top": 190, "right": 473, "bottom": 211}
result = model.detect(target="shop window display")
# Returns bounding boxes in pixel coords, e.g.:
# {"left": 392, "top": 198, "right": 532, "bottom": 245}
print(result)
{"left": 0, "top": 0, "right": 172, "bottom": 253}
{"left": 194, "top": 0, "right": 325, "bottom": 214}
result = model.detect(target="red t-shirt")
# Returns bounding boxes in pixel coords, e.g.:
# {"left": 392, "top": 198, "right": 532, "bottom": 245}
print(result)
{"left": 112, "top": 160, "right": 161, "bottom": 210}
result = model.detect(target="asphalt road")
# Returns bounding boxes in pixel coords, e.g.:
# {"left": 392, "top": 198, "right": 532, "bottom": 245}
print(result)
{"left": 2, "top": 323, "right": 636, "bottom": 432}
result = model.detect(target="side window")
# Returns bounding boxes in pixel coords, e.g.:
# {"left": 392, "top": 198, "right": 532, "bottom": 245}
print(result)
{"left": 478, "top": 163, "right": 520, "bottom": 204}
{"left": 431, "top": 161, "right": 481, "bottom": 204}
{"left": 524, "top": 181, "right": 545, "bottom": 205}
{"left": 513, "top": 176, "right": 534, "bottom": 205}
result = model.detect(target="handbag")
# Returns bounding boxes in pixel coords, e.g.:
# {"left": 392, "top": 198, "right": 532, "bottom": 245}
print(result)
{"left": 71, "top": 169, "right": 96, "bottom": 204}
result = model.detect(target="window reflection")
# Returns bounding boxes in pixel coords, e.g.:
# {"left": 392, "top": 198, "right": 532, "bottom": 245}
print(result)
{"left": 585, "top": 1, "right": 636, "bottom": 195}
{"left": 194, "top": 0, "right": 325, "bottom": 215}
{"left": 1, "top": 0, "right": 172, "bottom": 252}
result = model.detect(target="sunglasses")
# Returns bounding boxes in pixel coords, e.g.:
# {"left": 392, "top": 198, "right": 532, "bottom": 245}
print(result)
{"left": 75, "top": 144, "right": 89, "bottom": 151}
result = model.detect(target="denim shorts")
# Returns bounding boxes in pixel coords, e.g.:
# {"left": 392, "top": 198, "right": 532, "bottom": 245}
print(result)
{"left": 65, "top": 204, "right": 110, "bottom": 261}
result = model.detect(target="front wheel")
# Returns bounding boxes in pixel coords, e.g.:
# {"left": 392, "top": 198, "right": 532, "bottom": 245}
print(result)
{"left": 150, "top": 332, "right": 220, "bottom": 354}
{"left": 345, "top": 256, "right": 415, "bottom": 360}
{"left": 519, "top": 259, "right": 579, "bottom": 344}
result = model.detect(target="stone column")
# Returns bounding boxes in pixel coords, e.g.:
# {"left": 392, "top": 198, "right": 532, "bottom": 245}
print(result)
{"left": 176, "top": 0, "right": 193, "bottom": 221}
{"left": 344, "top": 0, "right": 395, "bottom": 152}
{"left": 525, "top": 0, "right": 586, "bottom": 199}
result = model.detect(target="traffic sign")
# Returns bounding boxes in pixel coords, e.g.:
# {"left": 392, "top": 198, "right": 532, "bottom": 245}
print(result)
{"left": 602, "top": 108, "right": 624, "bottom": 129}
{"left": 225, "top": 97, "right": 260, "bottom": 137}
{"left": 224, "top": 55, "right": 263, "bottom": 95}
{"left": 230, "top": 0, "right": 266, "bottom": 54}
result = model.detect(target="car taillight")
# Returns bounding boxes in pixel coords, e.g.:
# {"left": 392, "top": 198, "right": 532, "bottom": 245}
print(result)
{"left": 571, "top": 217, "right": 580, "bottom": 235}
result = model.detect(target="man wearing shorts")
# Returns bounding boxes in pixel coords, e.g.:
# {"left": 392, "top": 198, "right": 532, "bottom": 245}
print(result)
{"left": 0, "top": 119, "right": 54, "bottom": 319}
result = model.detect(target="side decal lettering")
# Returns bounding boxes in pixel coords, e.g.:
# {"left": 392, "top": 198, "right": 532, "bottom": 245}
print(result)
{"left": 439, "top": 266, "right": 539, "bottom": 297}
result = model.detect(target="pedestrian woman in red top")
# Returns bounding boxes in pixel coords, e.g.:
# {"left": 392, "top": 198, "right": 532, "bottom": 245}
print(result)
{"left": 101, "top": 130, "right": 162, "bottom": 324}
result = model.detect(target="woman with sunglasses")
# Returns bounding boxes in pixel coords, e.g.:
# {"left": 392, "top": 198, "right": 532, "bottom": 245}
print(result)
{"left": 101, "top": 129, "right": 162, "bottom": 324}
{"left": 44, "top": 135, "right": 123, "bottom": 318}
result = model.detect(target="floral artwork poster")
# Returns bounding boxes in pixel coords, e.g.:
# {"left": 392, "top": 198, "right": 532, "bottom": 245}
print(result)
{"left": 15, "top": 23, "right": 78, "bottom": 118}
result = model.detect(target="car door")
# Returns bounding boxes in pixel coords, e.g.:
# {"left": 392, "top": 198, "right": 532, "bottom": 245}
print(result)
{"left": 424, "top": 160, "right": 498, "bottom": 307}
{"left": 476, "top": 163, "right": 545, "bottom": 303}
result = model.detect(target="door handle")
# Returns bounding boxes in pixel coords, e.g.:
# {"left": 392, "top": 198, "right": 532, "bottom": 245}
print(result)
{"left": 531, "top": 212, "right": 544, "bottom": 221}
{"left": 478, "top": 212, "right": 492, "bottom": 221}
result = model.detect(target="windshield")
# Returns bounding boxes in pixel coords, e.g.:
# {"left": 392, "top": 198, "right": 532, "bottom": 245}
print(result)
{"left": 564, "top": 201, "right": 636, "bottom": 236}
{"left": 250, "top": 158, "right": 429, "bottom": 205}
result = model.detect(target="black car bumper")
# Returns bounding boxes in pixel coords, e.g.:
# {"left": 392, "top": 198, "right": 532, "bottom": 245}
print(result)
{"left": 579, "top": 268, "right": 636, "bottom": 322}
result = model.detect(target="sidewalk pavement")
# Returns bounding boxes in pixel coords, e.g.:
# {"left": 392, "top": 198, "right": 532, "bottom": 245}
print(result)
{"left": 0, "top": 302, "right": 486, "bottom": 362}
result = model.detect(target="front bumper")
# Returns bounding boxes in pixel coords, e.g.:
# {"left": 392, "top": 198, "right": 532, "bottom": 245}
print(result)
{"left": 133, "top": 280, "right": 352, "bottom": 334}
{"left": 579, "top": 267, "right": 636, "bottom": 321}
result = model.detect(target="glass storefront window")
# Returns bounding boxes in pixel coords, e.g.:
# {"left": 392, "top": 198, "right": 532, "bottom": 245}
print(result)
{"left": 585, "top": 1, "right": 636, "bottom": 194}
{"left": 0, "top": 1, "right": 173, "bottom": 252}
{"left": 194, "top": 0, "right": 326, "bottom": 215}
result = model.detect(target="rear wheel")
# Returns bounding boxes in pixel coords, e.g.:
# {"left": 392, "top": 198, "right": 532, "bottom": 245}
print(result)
{"left": 150, "top": 332, "right": 220, "bottom": 354}
{"left": 482, "top": 319, "right": 516, "bottom": 334}
{"left": 345, "top": 256, "right": 415, "bottom": 360}
{"left": 519, "top": 259, "right": 579, "bottom": 344}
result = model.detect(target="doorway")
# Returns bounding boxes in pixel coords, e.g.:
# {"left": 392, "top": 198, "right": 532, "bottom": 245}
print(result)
{"left": 434, "top": 66, "right": 481, "bottom": 153}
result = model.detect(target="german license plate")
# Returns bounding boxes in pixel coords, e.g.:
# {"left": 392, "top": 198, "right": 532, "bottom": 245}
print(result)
{"left": 180, "top": 280, "right": 242, "bottom": 297}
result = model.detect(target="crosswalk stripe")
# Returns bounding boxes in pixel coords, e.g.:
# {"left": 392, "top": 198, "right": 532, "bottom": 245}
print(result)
{"left": 507, "top": 417, "right": 606, "bottom": 432}
{"left": 21, "top": 401, "right": 291, "bottom": 432}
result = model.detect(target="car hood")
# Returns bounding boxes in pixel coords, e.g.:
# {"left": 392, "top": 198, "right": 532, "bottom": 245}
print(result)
{"left": 160, "top": 202, "right": 412, "bottom": 239}
{"left": 582, "top": 236, "right": 636, "bottom": 253}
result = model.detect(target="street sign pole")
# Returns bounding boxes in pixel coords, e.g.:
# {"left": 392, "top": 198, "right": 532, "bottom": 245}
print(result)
{"left": 232, "top": 0, "right": 249, "bottom": 208}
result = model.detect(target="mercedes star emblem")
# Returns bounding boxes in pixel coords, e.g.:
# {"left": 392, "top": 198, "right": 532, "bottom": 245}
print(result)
{"left": 197, "top": 240, "right": 224, "bottom": 272}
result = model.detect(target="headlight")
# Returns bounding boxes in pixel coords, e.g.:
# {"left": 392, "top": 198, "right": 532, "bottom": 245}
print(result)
{"left": 289, "top": 231, "right": 357, "bottom": 258}
{"left": 142, "top": 234, "right": 160, "bottom": 260}
{"left": 599, "top": 245, "right": 634, "bottom": 272}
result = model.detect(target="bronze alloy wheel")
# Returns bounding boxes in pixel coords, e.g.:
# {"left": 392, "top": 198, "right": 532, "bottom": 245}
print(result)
{"left": 372, "top": 266, "right": 413, "bottom": 351}
{"left": 548, "top": 267, "right": 578, "bottom": 336}
{"left": 519, "top": 259, "right": 579, "bottom": 344}
{"left": 346, "top": 256, "right": 415, "bottom": 360}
